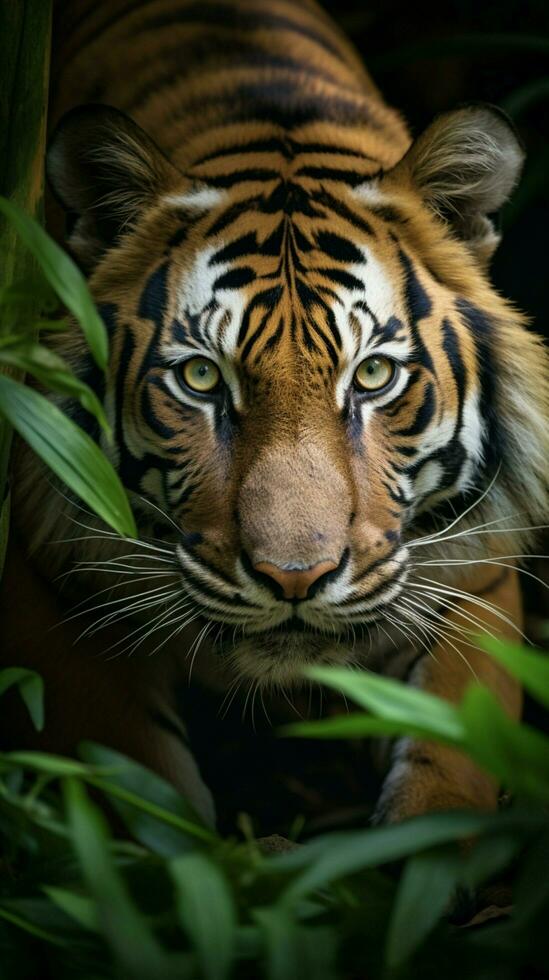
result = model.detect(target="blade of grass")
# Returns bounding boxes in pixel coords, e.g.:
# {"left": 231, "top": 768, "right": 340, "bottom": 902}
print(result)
{"left": 0, "top": 667, "right": 44, "bottom": 730}
{"left": 385, "top": 845, "right": 462, "bottom": 968}
{"left": 87, "top": 776, "right": 216, "bottom": 844}
{"left": 282, "top": 712, "right": 459, "bottom": 743}
{"left": 305, "top": 666, "right": 465, "bottom": 745}
{"left": 476, "top": 636, "right": 549, "bottom": 710}
{"left": 0, "top": 372, "right": 136, "bottom": 537}
{"left": 170, "top": 852, "right": 236, "bottom": 980}
{"left": 460, "top": 687, "right": 549, "bottom": 802}
{"left": 275, "top": 812, "right": 498, "bottom": 903}
{"left": 42, "top": 887, "right": 98, "bottom": 932}
{"left": 64, "top": 777, "right": 179, "bottom": 980}
{"left": 0, "top": 340, "right": 110, "bottom": 435}
{"left": 0, "top": 197, "right": 108, "bottom": 370}
{"left": 80, "top": 743, "right": 214, "bottom": 849}
{"left": 0, "top": 906, "right": 69, "bottom": 946}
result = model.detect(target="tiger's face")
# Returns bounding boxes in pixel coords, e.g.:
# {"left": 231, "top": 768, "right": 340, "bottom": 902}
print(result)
{"left": 46, "top": 103, "right": 547, "bottom": 685}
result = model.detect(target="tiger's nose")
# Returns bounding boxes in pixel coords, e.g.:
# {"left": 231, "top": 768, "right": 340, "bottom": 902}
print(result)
{"left": 253, "top": 559, "right": 339, "bottom": 600}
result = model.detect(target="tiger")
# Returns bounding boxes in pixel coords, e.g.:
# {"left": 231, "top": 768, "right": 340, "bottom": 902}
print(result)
{"left": 1, "top": 0, "right": 548, "bottom": 830}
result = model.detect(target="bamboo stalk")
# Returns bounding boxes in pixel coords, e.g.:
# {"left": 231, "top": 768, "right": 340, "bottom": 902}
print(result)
{"left": 0, "top": 1, "right": 52, "bottom": 576}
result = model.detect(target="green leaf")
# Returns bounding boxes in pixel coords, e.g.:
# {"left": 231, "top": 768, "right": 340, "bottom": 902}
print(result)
{"left": 253, "top": 907, "right": 302, "bottom": 980}
{"left": 80, "top": 742, "right": 214, "bottom": 851}
{"left": 282, "top": 711, "right": 457, "bottom": 742}
{"left": 460, "top": 832, "right": 524, "bottom": 892}
{"left": 42, "top": 886, "right": 98, "bottom": 931}
{"left": 386, "top": 827, "right": 527, "bottom": 967}
{"left": 253, "top": 909, "right": 337, "bottom": 980}
{"left": 0, "top": 339, "right": 110, "bottom": 435}
{"left": 0, "top": 372, "right": 136, "bottom": 537}
{"left": 1, "top": 751, "right": 95, "bottom": 776}
{"left": 476, "top": 635, "right": 549, "bottom": 710}
{"left": 385, "top": 845, "right": 462, "bottom": 968}
{"left": 460, "top": 687, "right": 549, "bottom": 802}
{"left": 170, "top": 852, "right": 237, "bottom": 980}
{"left": 305, "top": 666, "right": 465, "bottom": 746}
{"left": 275, "top": 812, "right": 497, "bottom": 903}
{"left": 0, "top": 276, "right": 58, "bottom": 318}
{"left": 0, "top": 905, "right": 68, "bottom": 946}
{"left": 64, "top": 777, "right": 178, "bottom": 980}
{"left": 0, "top": 197, "right": 108, "bottom": 369}
{"left": 0, "top": 667, "right": 44, "bottom": 730}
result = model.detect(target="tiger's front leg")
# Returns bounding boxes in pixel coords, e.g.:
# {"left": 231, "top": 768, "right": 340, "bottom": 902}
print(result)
{"left": 373, "top": 567, "right": 523, "bottom": 823}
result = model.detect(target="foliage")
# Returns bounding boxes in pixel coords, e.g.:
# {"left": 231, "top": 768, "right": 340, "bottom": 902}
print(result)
{"left": 1, "top": 637, "right": 548, "bottom": 980}
{"left": 0, "top": 200, "right": 136, "bottom": 538}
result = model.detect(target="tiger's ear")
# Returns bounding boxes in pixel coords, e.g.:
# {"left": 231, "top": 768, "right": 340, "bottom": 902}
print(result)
{"left": 395, "top": 105, "right": 524, "bottom": 264}
{"left": 47, "top": 104, "right": 181, "bottom": 269}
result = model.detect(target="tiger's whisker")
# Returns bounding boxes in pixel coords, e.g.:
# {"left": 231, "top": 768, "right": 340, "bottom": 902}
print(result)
{"left": 408, "top": 522, "right": 549, "bottom": 551}
{"left": 406, "top": 466, "right": 504, "bottom": 548}
{"left": 102, "top": 596, "right": 191, "bottom": 658}
{"left": 396, "top": 600, "right": 479, "bottom": 681}
{"left": 410, "top": 558, "right": 549, "bottom": 593}
{"left": 408, "top": 578, "right": 530, "bottom": 643}
{"left": 61, "top": 581, "right": 179, "bottom": 628}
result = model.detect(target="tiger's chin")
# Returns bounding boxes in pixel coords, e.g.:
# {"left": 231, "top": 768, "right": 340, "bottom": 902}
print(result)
{"left": 218, "top": 628, "right": 362, "bottom": 688}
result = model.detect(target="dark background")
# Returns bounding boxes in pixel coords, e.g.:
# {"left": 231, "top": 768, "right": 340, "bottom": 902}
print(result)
{"left": 324, "top": 0, "right": 549, "bottom": 337}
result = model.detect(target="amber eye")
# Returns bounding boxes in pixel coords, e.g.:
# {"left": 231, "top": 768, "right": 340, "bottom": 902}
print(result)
{"left": 177, "top": 356, "right": 221, "bottom": 395}
{"left": 353, "top": 356, "right": 396, "bottom": 394}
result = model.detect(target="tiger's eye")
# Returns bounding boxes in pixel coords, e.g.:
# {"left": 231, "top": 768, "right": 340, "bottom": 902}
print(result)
{"left": 354, "top": 356, "right": 395, "bottom": 393}
{"left": 179, "top": 357, "right": 221, "bottom": 394}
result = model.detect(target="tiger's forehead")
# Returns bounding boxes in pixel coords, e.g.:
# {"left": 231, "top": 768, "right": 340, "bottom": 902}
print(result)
{"left": 164, "top": 241, "right": 410, "bottom": 366}
{"left": 161, "top": 184, "right": 414, "bottom": 370}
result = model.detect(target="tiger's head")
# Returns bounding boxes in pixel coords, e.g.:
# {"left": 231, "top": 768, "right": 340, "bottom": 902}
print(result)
{"left": 43, "top": 103, "right": 548, "bottom": 685}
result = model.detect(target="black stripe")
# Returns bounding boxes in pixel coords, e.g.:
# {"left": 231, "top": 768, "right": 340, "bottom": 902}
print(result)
{"left": 315, "top": 230, "right": 364, "bottom": 265}
{"left": 237, "top": 286, "right": 283, "bottom": 347}
{"left": 193, "top": 136, "right": 376, "bottom": 169}
{"left": 141, "top": 379, "right": 179, "bottom": 440}
{"left": 214, "top": 267, "right": 255, "bottom": 290}
{"left": 441, "top": 317, "right": 467, "bottom": 434}
{"left": 149, "top": 709, "right": 191, "bottom": 748}
{"left": 455, "top": 298, "right": 504, "bottom": 475}
{"left": 303, "top": 314, "right": 339, "bottom": 366}
{"left": 210, "top": 232, "right": 258, "bottom": 265}
{"left": 262, "top": 315, "right": 285, "bottom": 354}
{"left": 372, "top": 315, "right": 405, "bottom": 342}
{"left": 195, "top": 137, "right": 295, "bottom": 166}
{"left": 313, "top": 188, "right": 376, "bottom": 237}
{"left": 368, "top": 204, "right": 408, "bottom": 225}
{"left": 396, "top": 382, "right": 435, "bottom": 437}
{"left": 398, "top": 248, "right": 434, "bottom": 374}
{"left": 137, "top": 260, "right": 169, "bottom": 324}
{"left": 318, "top": 267, "right": 364, "bottom": 291}
{"left": 204, "top": 168, "right": 279, "bottom": 189}
{"left": 130, "top": 50, "right": 345, "bottom": 114}
{"left": 206, "top": 196, "right": 262, "bottom": 237}
{"left": 240, "top": 306, "right": 273, "bottom": 363}
{"left": 297, "top": 165, "right": 374, "bottom": 186}
{"left": 61, "top": 0, "right": 154, "bottom": 63}
{"left": 296, "top": 141, "right": 376, "bottom": 160}
{"left": 127, "top": 4, "right": 350, "bottom": 64}
{"left": 213, "top": 84, "right": 376, "bottom": 130}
